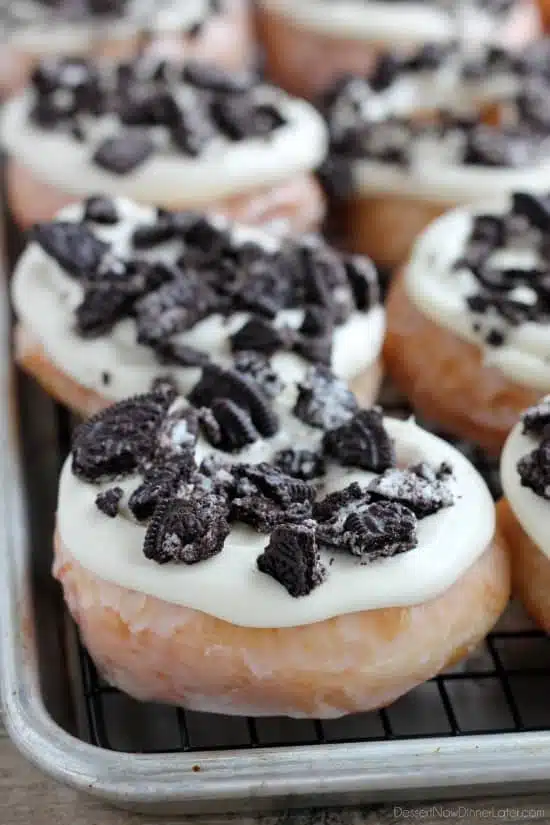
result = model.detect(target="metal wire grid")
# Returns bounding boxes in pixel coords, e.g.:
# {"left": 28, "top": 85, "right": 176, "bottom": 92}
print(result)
{"left": 49, "top": 399, "right": 550, "bottom": 756}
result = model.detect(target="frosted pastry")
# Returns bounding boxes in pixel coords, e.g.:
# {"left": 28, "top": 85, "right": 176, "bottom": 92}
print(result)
{"left": 320, "top": 41, "right": 550, "bottom": 268}
{"left": 256, "top": 0, "right": 540, "bottom": 100}
{"left": 500, "top": 398, "right": 550, "bottom": 630}
{"left": 1, "top": 55, "right": 327, "bottom": 230}
{"left": 0, "top": 0, "right": 254, "bottom": 96}
{"left": 11, "top": 197, "right": 385, "bottom": 416}
{"left": 54, "top": 372, "right": 509, "bottom": 717}
{"left": 384, "top": 191, "right": 550, "bottom": 454}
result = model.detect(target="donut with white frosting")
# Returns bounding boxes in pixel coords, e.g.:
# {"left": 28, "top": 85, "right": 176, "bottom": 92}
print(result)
{"left": 11, "top": 196, "right": 385, "bottom": 416}
{"left": 54, "top": 371, "right": 509, "bottom": 717}
{"left": 0, "top": 0, "right": 255, "bottom": 96}
{"left": 384, "top": 190, "right": 550, "bottom": 453}
{"left": 0, "top": 55, "right": 327, "bottom": 230}
{"left": 256, "top": 0, "right": 541, "bottom": 100}
{"left": 320, "top": 40, "right": 550, "bottom": 268}
{"left": 500, "top": 398, "right": 550, "bottom": 630}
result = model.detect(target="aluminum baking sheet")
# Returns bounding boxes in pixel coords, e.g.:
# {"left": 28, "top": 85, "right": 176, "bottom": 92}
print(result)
{"left": 3, "top": 200, "right": 550, "bottom": 816}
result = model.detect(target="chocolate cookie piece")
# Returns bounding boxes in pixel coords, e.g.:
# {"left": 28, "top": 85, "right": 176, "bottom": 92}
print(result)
{"left": 128, "top": 449, "right": 195, "bottom": 521}
{"left": 32, "top": 221, "right": 109, "bottom": 278}
{"left": 233, "top": 463, "right": 316, "bottom": 506}
{"left": 233, "top": 352, "right": 284, "bottom": 399}
{"left": 340, "top": 501, "right": 418, "bottom": 561}
{"left": 230, "top": 317, "right": 292, "bottom": 356}
{"left": 313, "top": 482, "right": 365, "bottom": 522}
{"left": 93, "top": 131, "right": 155, "bottom": 175}
{"left": 293, "top": 366, "right": 358, "bottom": 430}
{"left": 75, "top": 282, "right": 134, "bottom": 337}
{"left": 522, "top": 398, "right": 550, "bottom": 438}
{"left": 72, "top": 389, "right": 172, "bottom": 482}
{"left": 135, "top": 275, "right": 218, "bottom": 344}
{"left": 209, "top": 399, "right": 260, "bottom": 452}
{"left": 231, "top": 496, "right": 312, "bottom": 533}
{"left": 368, "top": 463, "right": 454, "bottom": 518}
{"left": 257, "top": 523, "right": 326, "bottom": 597}
{"left": 153, "top": 340, "right": 210, "bottom": 368}
{"left": 344, "top": 255, "right": 380, "bottom": 310}
{"left": 518, "top": 440, "right": 550, "bottom": 499}
{"left": 182, "top": 61, "right": 254, "bottom": 94}
{"left": 512, "top": 192, "right": 550, "bottom": 231}
{"left": 189, "top": 365, "right": 278, "bottom": 437}
{"left": 144, "top": 492, "right": 230, "bottom": 564}
{"left": 95, "top": 486, "right": 124, "bottom": 517}
{"left": 274, "top": 449, "right": 325, "bottom": 481}
{"left": 323, "top": 409, "right": 396, "bottom": 473}
{"left": 83, "top": 196, "right": 119, "bottom": 224}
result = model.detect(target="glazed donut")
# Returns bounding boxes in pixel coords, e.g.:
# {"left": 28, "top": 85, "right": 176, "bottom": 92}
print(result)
{"left": 0, "top": 0, "right": 255, "bottom": 97}
{"left": 54, "top": 373, "right": 509, "bottom": 718}
{"left": 11, "top": 197, "right": 385, "bottom": 416}
{"left": 0, "top": 55, "right": 326, "bottom": 230}
{"left": 320, "top": 40, "right": 550, "bottom": 268}
{"left": 256, "top": 0, "right": 541, "bottom": 100}
{"left": 499, "top": 398, "right": 550, "bottom": 630}
{"left": 384, "top": 191, "right": 550, "bottom": 454}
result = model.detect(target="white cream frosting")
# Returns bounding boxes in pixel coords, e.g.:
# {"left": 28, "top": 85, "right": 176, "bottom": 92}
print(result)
{"left": 404, "top": 199, "right": 550, "bottom": 392}
{"left": 501, "top": 413, "right": 550, "bottom": 559}
{"left": 2, "top": 0, "right": 221, "bottom": 52}
{"left": 11, "top": 198, "right": 385, "bottom": 400}
{"left": 258, "top": 0, "right": 514, "bottom": 46}
{"left": 57, "top": 408, "right": 496, "bottom": 628}
{"left": 331, "top": 61, "right": 550, "bottom": 201}
{"left": 1, "top": 86, "right": 327, "bottom": 205}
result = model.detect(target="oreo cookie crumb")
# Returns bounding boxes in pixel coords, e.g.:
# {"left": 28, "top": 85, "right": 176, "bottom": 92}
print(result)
{"left": 95, "top": 486, "right": 123, "bottom": 518}
{"left": 294, "top": 366, "right": 358, "bottom": 430}
{"left": 522, "top": 399, "right": 550, "bottom": 439}
{"left": 83, "top": 196, "right": 119, "bottom": 224}
{"left": 93, "top": 132, "right": 155, "bottom": 175}
{"left": 153, "top": 340, "right": 210, "bottom": 368}
{"left": 323, "top": 409, "right": 396, "bottom": 472}
{"left": 144, "top": 492, "right": 230, "bottom": 564}
{"left": 257, "top": 523, "right": 326, "bottom": 597}
{"left": 210, "top": 398, "right": 260, "bottom": 452}
{"left": 128, "top": 448, "right": 195, "bottom": 521}
{"left": 313, "top": 482, "right": 365, "bottom": 522}
{"left": 339, "top": 501, "right": 418, "bottom": 560}
{"left": 368, "top": 464, "right": 455, "bottom": 518}
{"left": 233, "top": 351, "right": 284, "bottom": 398}
{"left": 518, "top": 440, "right": 550, "bottom": 499}
{"left": 32, "top": 221, "right": 109, "bottom": 278}
{"left": 230, "top": 317, "right": 291, "bottom": 356}
{"left": 274, "top": 449, "right": 325, "bottom": 481}
{"left": 189, "top": 365, "right": 278, "bottom": 437}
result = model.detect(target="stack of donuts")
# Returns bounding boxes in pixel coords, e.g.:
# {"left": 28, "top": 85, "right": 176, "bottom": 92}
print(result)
{"left": 4, "top": 0, "right": 550, "bottom": 720}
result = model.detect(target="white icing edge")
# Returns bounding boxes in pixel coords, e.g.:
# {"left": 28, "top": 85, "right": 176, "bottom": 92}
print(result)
{"left": 404, "top": 199, "right": 550, "bottom": 392}
{"left": 11, "top": 197, "right": 385, "bottom": 400}
{"left": 57, "top": 416, "right": 496, "bottom": 628}
{"left": 258, "top": 0, "right": 507, "bottom": 46}
{"left": 501, "top": 417, "right": 550, "bottom": 560}
{"left": 0, "top": 92, "right": 328, "bottom": 205}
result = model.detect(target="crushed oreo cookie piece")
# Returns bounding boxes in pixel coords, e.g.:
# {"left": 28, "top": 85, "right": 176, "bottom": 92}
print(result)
{"left": 32, "top": 221, "right": 109, "bottom": 278}
{"left": 72, "top": 389, "right": 172, "bottom": 482}
{"left": 144, "top": 492, "right": 230, "bottom": 564}
{"left": 511, "top": 192, "right": 550, "bottom": 231}
{"left": 344, "top": 255, "right": 380, "bottom": 310}
{"left": 83, "top": 196, "right": 119, "bottom": 225}
{"left": 75, "top": 282, "right": 133, "bottom": 337}
{"left": 233, "top": 463, "right": 315, "bottom": 506}
{"left": 313, "top": 482, "right": 365, "bottom": 522}
{"left": 189, "top": 365, "right": 278, "bottom": 437}
{"left": 93, "top": 132, "right": 155, "bottom": 174}
{"left": 293, "top": 366, "right": 358, "bottom": 430}
{"left": 95, "top": 486, "right": 123, "bottom": 518}
{"left": 368, "top": 463, "right": 454, "bottom": 518}
{"left": 339, "top": 501, "right": 418, "bottom": 560}
{"left": 518, "top": 440, "right": 550, "bottom": 499}
{"left": 295, "top": 306, "right": 333, "bottom": 365}
{"left": 522, "top": 398, "right": 550, "bottom": 438}
{"left": 182, "top": 61, "right": 254, "bottom": 94}
{"left": 209, "top": 398, "right": 260, "bottom": 452}
{"left": 135, "top": 275, "right": 218, "bottom": 344}
{"left": 323, "top": 408, "right": 396, "bottom": 472}
{"left": 230, "top": 317, "right": 292, "bottom": 356}
{"left": 128, "top": 448, "right": 195, "bottom": 521}
{"left": 274, "top": 449, "right": 325, "bottom": 481}
{"left": 257, "top": 523, "right": 326, "bottom": 598}
{"left": 233, "top": 351, "right": 284, "bottom": 398}
{"left": 230, "top": 463, "right": 314, "bottom": 532}
{"left": 231, "top": 496, "right": 313, "bottom": 534}
{"left": 153, "top": 340, "right": 210, "bottom": 368}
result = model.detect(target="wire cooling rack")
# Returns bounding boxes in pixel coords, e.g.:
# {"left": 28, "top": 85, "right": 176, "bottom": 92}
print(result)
{"left": 50, "top": 393, "right": 550, "bottom": 758}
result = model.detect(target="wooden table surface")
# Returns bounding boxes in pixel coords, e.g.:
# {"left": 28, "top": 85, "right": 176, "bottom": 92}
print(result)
{"left": 3, "top": 719, "right": 550, "bottom": 825}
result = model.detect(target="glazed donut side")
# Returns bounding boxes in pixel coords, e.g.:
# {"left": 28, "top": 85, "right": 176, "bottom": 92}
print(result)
{"left": 14, "top": 323, "right": 384, "bottom": 417}
{"left": 497, "top": 498, "right": 550, "bottom": 632}
{"left": 384, "top": 272, "right": 540, "bottom": 454}
{"left": 53, "top": 527, "right": 510, "bottom": 718}
{"left": 6, "top": 160, "right": 326, "bottom": 232}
